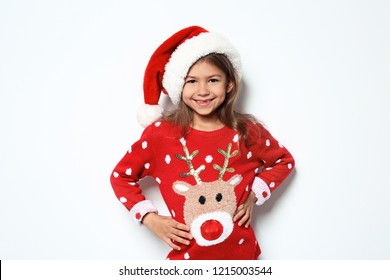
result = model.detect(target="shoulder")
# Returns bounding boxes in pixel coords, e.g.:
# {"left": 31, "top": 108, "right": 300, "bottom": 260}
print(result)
{"left": 245, "top": 120, "right": 268, "bottom": 138}
{"left": 140, "top": 120, "right": 180, "bottom": 139}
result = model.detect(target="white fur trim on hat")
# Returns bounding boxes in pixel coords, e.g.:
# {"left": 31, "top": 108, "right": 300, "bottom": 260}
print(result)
{"left": 136, "top": 104, "right": 163, "bottom": 128}
{"left": 162, "top": 32, "right": 242, "bottom": 106}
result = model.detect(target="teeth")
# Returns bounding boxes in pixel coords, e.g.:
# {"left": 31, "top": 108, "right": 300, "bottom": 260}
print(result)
{"left": 196, "top": 100, "right": 211, "bottom": 105}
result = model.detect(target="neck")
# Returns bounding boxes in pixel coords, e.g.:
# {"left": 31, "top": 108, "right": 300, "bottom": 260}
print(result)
{"left": 191, "top": 115, "right": 224, "bottom": 131}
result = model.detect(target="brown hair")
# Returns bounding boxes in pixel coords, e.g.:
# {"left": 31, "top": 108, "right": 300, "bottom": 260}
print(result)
{"left": 162, "top": 53, "right": 258, "bottom": 145}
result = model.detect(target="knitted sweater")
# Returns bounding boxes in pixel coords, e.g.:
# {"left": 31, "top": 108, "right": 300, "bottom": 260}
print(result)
{"left": 110, "top": 120, "right": 294, "bottom": 260}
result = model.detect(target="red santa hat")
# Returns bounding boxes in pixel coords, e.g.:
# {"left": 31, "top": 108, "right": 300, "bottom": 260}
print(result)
{"left": 137, "top": 26, "right": 242, "bottom": 127}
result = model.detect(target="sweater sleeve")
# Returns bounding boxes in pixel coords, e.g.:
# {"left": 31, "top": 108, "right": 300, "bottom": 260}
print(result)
{"left": 250, "top": 123, "right": 295, "bottom": 205}
{"left": 110, "top": 125, "right": 158, "bottom": 223}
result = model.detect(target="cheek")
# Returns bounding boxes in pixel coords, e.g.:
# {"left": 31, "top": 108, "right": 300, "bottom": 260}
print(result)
{"left": 219, "top": 85, "right": 229, "bottom": 97}
{"left": 182, "top": 84, "right": 196, "bottom": 97}
{"left": 218, "top": 92, "right": 227, "bottom": 104}
{"left": 181, "top": 90, "right": 192, "bottom": 103}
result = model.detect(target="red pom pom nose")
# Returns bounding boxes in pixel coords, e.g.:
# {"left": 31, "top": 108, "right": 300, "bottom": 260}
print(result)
{"left": 200, "top": 219, "right": 223, "bottom": 241}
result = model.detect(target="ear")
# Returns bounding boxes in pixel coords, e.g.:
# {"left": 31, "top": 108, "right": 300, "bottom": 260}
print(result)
{"left": 228, "top": 174, "right": 242, "bottom": 187}
{"left": 226, "top": 81, "right": 234, "bottom": 93}
{"left": 173, "top": 181, "right": 192, "bottom": 195}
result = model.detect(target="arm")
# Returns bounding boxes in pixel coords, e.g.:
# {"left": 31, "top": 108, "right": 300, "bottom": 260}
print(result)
{"left": 110, "top": 126, "right": 157, "bottom": 222}
{"left": 110, "top": 125, "right": 192, "bottom": 249}
{"left": 251, "top": 123, "right": 295, "bottom": 205}
{"left": 234, "top": 123, "right": 295, "bottom": 226}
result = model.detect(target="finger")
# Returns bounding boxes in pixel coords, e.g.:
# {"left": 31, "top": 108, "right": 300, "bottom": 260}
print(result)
{"left": 244, "top": 213, "right": 252, "bottom": 228}
{"left": 172, "top": 221, "right": 191, "bottom": 232}
{"left": 236, "top": 204, "right": 244, "bottom": 211}
{"left": 235, "top": 205, "right": 248, "bottom": 221}
{"left": 238, "top": 210, "right": 250, "bottom": 227}
{"left": 164, "top": 238, "right": 181, "bottom": 251}
{"left": 234, "top": 204, "right": 244, "bottom": 215}
{"left": 171, "top": 227, "right": 193, "bottom": 241}
{"left": 245, "top": 217, "right": 252, "bottom": 228}
{"left": 170, "top": 222, "right": 193, "bottom": 240}
{"left": 170, "top": 234, "right": 191, "bottom": 246}
{"left": 244, "top": 206, "right": 254, "bottom": 228}
{"left": 233, "top": 212, "right": 242, "bottom": 222}
{"left": 233, "top": 207, "right": 245, "bottom": 222}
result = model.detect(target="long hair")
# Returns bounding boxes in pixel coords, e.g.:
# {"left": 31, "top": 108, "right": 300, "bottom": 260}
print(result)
{"left": 162, "top": 53, "right": 258, "bottom": 145}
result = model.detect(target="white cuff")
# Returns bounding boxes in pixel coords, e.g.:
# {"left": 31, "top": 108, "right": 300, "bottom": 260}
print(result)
{"left": 251, "top": 177, "right": 271, "bottom": 205}
{"left": 129, "top": 200, "right": 158, "bottom": 224}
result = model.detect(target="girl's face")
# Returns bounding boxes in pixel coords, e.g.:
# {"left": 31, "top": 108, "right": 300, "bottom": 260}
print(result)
{"left": 182, "top": 59, "right": 233, "bottom": 129}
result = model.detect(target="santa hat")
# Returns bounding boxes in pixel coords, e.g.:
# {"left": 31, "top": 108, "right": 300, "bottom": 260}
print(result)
{"left": 137, "top": 26, "right": 242, "bottom": 127}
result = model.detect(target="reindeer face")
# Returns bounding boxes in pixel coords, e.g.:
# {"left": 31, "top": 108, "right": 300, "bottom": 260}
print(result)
{"left": 173, "top": 174, "right": 242, "bottom": 246}
{"left": 174, "top": 140, "right": 242, "bottom": 246}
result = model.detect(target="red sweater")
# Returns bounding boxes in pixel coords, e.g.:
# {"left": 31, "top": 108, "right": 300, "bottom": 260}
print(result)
{"left": 111, "top": 120, "right": 294, "bottom": 260}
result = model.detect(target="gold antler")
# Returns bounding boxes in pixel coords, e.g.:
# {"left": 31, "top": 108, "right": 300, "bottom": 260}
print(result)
{"left": 213, "top": 143, "right": 238, "bottom": 181}
{"left": 176, "top": 138, "right": 205, "bottom": 184}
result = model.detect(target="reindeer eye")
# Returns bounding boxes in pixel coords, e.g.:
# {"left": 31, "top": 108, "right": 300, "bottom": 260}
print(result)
{"left": 216, "top": 193, "right": 223, "bottom": 202}
{"left": 199, "top": 196, "right": 206, "bottom": 205}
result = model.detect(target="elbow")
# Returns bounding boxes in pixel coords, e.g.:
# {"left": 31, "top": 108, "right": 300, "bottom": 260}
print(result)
{"left": 110, "top": 170, "right": 119, "bottom": 187}
{"left": 286, "top": 152, "right": 295, "bottom": 171}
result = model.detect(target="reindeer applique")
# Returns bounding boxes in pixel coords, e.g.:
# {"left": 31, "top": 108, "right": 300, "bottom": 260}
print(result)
{"left": 173, "top": 138, "right": 242, "bottom": 247}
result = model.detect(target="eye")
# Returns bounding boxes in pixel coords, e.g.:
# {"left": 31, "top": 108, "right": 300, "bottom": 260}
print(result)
{"left": 186, "top": 79, "right": 196, "bottom": 84}
{"left": 209, "top": 78, "right": 219, "bottom": 83}
{"left": 199, "top": 195, "right": 206, "bottom": 205}
{"left": 215, "top": 193, "right": 222, "bottom": 202}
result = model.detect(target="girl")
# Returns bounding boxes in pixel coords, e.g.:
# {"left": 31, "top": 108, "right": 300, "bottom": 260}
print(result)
{"left": 110, "top": 26, "right": 294, "bottom": 260}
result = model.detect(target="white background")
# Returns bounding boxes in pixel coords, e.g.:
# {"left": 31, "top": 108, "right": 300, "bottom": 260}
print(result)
{"left": 1, "top": 0, "right": 389, "bottom": 260}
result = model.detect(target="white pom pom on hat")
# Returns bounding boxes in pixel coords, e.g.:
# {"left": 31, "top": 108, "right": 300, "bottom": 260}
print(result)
{"left": 136, "top": 104, "right": 164, "bottom": 128}
{"left": 137, "top": 25, "right": 242, "bottom": 127}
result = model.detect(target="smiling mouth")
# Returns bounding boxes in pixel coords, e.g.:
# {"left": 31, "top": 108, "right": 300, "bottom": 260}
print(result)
{"left": 194, "top": 99, "right": 214, "bottom": 107}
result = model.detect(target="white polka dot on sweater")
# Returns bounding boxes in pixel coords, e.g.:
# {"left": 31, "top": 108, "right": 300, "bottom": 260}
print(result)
{"left": 142, "top": 141, "right": 148, "bottom": 149}
{"left": 247, "top": 151, "right": 252, "bottom": 159}
{"left": 165, "top": 155, "right": 171, "bottom": 164}
{"left": 184, "top": 252, "right": 190, "bottom": 259}
{"left": 144, "top": 163, "right": 150, "bottom": 169}
{"left": 276, "top": 159, "right": 281, "bottom": 164}
{"left": 266, "top": 167, "right": 272, "bottom": 171}
{"left": 113, "top": 172, "right": 119, "bottom": 178}
{"left": 239, "top": 238, "right": 244, "bottom": 245}
{"left": 155, "top": 121, "right": 161, "bottom": 127}
{"left": 233, "top": 134, "right": 239, "bottom": 143}
{"left": 266, "top": 139, "right": 271, "bottom": 146}
{"left": 245, "top": 185, "right": 249, "bottom": 191}
{"left": 180, "top": 138, "right": 186, "bottom": 146}
{"left": 119, "top": 197, "right": 127, "bottom": 203}
{"left": 288, "top": 163, "right": 293, "bottom": 169}
{"left": 129, "top": 182, "right": 136, "bottom": 186}
{"left": 171, "top": 210, "right": 176, "bottom": 217}
{"left": 279, "top": 142, "right": 284, "bottom": 148}
{"left": 156, "top": 177, "right": 161, "bottom": 184}
{"left": 270, "top": 182, "right": 275, "bottom": 188}
{"left": 128, "top": 147, "right": 132, "bottom": 153}
{"left": 125, "top": 168, "right": 132, "bottom": 175}
{"left": 205, "top": 155, "right": 213, "bottom": 163}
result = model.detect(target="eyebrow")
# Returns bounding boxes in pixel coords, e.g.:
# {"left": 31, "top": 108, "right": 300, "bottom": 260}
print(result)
{"left": 185, "top": 74, "right": 223, "bottom": 79}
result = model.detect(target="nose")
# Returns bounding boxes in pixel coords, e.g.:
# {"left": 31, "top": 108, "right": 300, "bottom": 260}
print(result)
{"left": 197, "top": 82, "right": 210, "bottom": 96}
{"left": 200, "top": 219, "right": 223, "bottom": 241}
